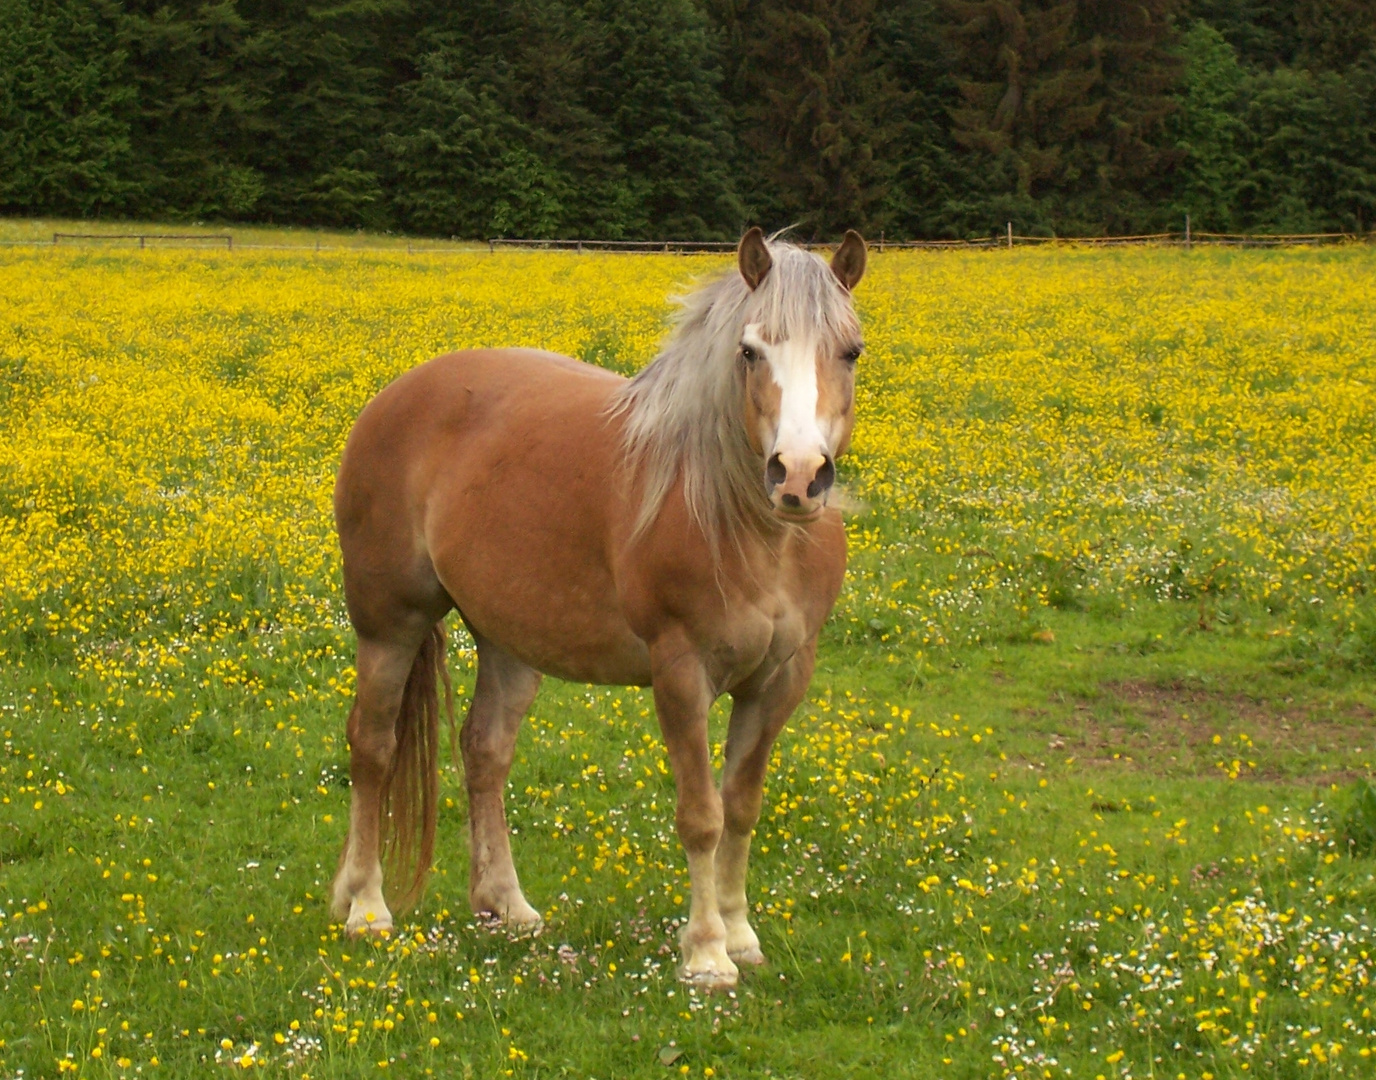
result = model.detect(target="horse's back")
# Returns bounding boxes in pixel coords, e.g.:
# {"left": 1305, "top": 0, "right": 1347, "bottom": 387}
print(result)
{"left": 346, "top": 348, "right": 620, "bottom": 443}
{"left": 338, "top": 347, "right": 622, "bottom": 505}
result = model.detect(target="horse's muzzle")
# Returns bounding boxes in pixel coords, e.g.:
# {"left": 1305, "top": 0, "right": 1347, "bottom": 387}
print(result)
{"left": 767, "top": 452, "right": 834, "bottom": 518}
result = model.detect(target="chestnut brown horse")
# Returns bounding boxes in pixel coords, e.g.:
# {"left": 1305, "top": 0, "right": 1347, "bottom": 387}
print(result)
{"left": 330, "top": 228, "right": 866, "bottom": 989}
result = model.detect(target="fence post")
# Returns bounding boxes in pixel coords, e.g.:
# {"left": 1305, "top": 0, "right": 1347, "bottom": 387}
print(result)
{"left": 577, "top": 240, "right": 583, "bottom": 254}
{"left": 227, "top": 235, "right": 233, "bottom": 251}
{"left": 1185, "top": 213, "right": 1191, "bottom": 251}
{"left": 139, "top": 236, "right": 145, "bottom": 250}
{"left": 1007, "top": 222, "right": 1013, "bottom": 249}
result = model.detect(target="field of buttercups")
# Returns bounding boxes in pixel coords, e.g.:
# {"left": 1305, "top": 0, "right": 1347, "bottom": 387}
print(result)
{"left": 0, "top": 242, "right": 1374, "bottom": 1079}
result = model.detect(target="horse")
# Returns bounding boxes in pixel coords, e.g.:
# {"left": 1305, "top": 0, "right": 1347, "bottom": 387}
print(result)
{"left": 329, "top": 228, "right": 867, "bottom": 990}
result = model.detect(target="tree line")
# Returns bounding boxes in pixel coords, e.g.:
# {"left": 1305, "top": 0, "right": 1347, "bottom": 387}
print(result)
{"left": 2, "top": 0, "right": 1373, "bottom": 240}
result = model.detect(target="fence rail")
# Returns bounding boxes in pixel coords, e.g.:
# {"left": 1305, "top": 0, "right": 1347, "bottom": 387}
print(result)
{"left": 1008, "top": 230, "right": 1357, "bottom": 248}
{"left": 489, "top": 230, "right": 1364, "bottom": 252}
{"left": 1186, "top": 230, "right": 1358, "bottom": 246}
{"left": 53, "top": 232, "right": 233, "bottom": 249}
{"left": 4, "top": 229, "right": 1362, "bottom": 255}
{"left": 487, "top": 238, "right": 738, "bottom": 253}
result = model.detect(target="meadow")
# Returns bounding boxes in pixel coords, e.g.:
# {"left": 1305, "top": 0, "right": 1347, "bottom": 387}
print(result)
{"left": 0, "top": 236, "right": 1374, "bottom": 1079}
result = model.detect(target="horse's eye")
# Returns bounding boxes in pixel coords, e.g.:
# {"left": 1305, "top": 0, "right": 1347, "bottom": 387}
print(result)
{"left": 843, "top": 346, "right": 862, "bottom": 365}
{"left": 740, "top": 344, "right": 759, "bottom": 364}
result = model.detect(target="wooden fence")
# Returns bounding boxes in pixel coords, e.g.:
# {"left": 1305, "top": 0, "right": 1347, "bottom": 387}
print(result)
{"left": 490, "top": 229, "right": 1363, "bottom": 253}
{"left": 52, "top": 232, "right": 233, "bottom": 249}
{"left": 9, "top": 229, "right": 1362, "bottom": 255}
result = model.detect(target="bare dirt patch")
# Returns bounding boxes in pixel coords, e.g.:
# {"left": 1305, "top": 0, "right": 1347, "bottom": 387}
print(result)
{"left": 1055, "top": 680, "right": 1375, "bottom": 783}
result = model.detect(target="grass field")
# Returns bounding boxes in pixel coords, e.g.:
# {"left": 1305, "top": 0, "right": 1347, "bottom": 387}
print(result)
{"left": 1, "top": 235, "right": 1375, "bottom": 1079}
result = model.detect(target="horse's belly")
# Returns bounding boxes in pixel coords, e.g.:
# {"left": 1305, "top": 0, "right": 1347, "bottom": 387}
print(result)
{"left": 428, "top": 507, "right": 653, "bottom": 684}
{"left": 459, "top": 578, "right": 653, "bottom": 686}
{"left": 521, "top": 635, "right": 653, "bottom": 687}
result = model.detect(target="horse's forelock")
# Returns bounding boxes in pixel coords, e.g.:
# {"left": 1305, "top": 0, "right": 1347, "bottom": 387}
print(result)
{"left": 742, "top": 244, "right": 860, "bottom": 346}
{"left": 610, "top": 240, "right": 857, "bottom": 547}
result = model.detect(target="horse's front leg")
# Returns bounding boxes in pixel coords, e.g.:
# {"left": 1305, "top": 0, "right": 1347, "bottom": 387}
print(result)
{"left": 717, "top": 642, "right": 815, "bottom": 966}
{"left": 651, "top": 642, "right": 736, "bottom": 990}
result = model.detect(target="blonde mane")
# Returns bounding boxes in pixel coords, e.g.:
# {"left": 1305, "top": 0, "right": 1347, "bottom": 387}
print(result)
{"left": 608, "top": 239, "right": 860, "bottom": 549}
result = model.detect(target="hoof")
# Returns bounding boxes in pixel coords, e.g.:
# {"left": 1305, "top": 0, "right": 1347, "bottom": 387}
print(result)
{"left": 505, "top": 912, "right": 544, "bottom": 936}
{"left": 346, "top": 918, "right": 394, "bottom": 938}
{"left": 727, "top": 943, "right": 767, "bottom": 967}
{"left": 502, "top": 897, "right": 544, "bottom": 933}
{"left": 474, "top": 893, "right": 543, "bottom": 935}
{"left": 345, "top": 905, "right": 394, "bottom": 938}
{"left": 678, "top": 940, "right": 739, "bottom": 992}
{"left": 724, "top": 921, "right": 765, "bottom": 967}
{"left": 678, "top": 962, "right": 739, "bottom": 993}
{"left": 481, "top": 911, "right": 543, "bottom": 937}
{"left": 329, "top": 883, "right": 351, "bottom": 924}
{"left": 346, "top": 922, "right": 394, "bottom": 939}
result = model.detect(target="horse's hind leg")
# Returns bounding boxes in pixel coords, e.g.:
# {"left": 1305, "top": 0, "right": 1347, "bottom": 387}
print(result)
{"left": 462, "top": 634, "right": 543, "bottom": 928}
{"left": 331, "top": 628, "right": 431, "bottom": 935}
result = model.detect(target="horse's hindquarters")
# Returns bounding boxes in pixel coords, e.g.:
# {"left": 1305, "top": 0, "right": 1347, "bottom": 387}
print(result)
{"left": 343, "top": 349, "right": 651, "bottom": 685}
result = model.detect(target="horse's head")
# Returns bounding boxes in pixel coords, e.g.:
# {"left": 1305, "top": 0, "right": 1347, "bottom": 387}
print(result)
{"left": 735, "top": 228, "right": 866, "bottom": 522}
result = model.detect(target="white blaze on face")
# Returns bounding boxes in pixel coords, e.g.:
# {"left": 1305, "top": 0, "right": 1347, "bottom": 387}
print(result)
{"left": 742, "top": 323, "right": 830, "bottom": 459}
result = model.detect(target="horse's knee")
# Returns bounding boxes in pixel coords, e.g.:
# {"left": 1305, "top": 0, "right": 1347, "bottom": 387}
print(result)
{"left": 676, "top": 798, "right": 723, "bottom": 854}
{"left": 508, "top": 668, "right": 541, "bottom": 709}
{"left": 347, "top": 715, "right": 398, "bottom": 780}
{"left": 722, "top": 794, "right": 762, "bottom": 838}
{"left": 460, "top": 719, "right": 516, "bottom": 788}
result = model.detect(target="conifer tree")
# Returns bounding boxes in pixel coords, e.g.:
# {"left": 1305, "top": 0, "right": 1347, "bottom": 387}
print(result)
{"left": 1164, "top": 20, "right": 1249, "bottom": 230}
{"left": 710, "top": 0, "right": 906, "bottom": 235}
{"left": 941, "top": 0, "right": 1180, "bottom": 233}
{"left": 1183, "top": 1, "right": 1296, "bottom": 69}
{"left": 1073, "top": 0, "right": 1183, "bottom": 229}
{"left": 0, "top": 0, "right": 134, "bottom": 216}
{"left": 585, "top": 0, "right": 742, "bottom": 238}
{"left": 386, "top": 0, "right": 740, "bottom": 239}
{"left": 1, "top": 0, "right": 1372, "bottom": 238}
{"left": 1291, "top": 0, "right": 1376, "bottom": 71}
{"left": 942, "top": 1, "right": 1101, "bottom": 217}
{"left": 874, "top": 0, "right": 980, "bottom": 237}
{"left": 119, "top": 0, "right": 263, "bottom": 219}
{"left": 1238, "top": 63, "right": 1376, "bottom": 232}
{"left": 119, "top": 0, "right": 392, "bottom": 225}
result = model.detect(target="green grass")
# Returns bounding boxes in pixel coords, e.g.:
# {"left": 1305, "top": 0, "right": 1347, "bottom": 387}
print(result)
{"left": 3, "top": 600, "right": 1374, "bottom": 1079}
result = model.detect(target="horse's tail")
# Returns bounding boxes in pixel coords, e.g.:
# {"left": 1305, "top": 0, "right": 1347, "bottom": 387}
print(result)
{"left": 381, "top": 621, "right": 454, "bottom": 911}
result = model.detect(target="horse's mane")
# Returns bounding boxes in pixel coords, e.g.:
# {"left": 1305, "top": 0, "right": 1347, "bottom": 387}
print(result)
{"left": 608, "top": 239, "right": 860, "bottom": 550}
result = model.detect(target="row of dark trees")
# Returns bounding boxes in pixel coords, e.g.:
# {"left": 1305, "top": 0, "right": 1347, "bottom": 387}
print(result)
{"left": 2, "top": 0, "right": 1374, "bottom": 239}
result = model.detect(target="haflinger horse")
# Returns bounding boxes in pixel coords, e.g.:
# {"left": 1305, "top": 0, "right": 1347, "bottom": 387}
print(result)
{"left": 330, "top": 227, "right": 866, "bottom": 990}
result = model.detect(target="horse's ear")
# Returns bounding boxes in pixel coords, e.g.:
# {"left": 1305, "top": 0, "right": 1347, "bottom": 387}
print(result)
{"left": 738, "top": 227, "right": 772, "bottom": 290}
{"left": 831, "top": 230, "right": 867, "bottom": 291}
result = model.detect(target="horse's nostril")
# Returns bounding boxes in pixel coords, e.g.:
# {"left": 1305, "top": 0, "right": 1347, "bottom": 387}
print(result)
{"left": 766, "top": 453, "right": 787, "bottom": 487}
{"left": 807, "top": 456, "right": 836, "bottom": 499}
